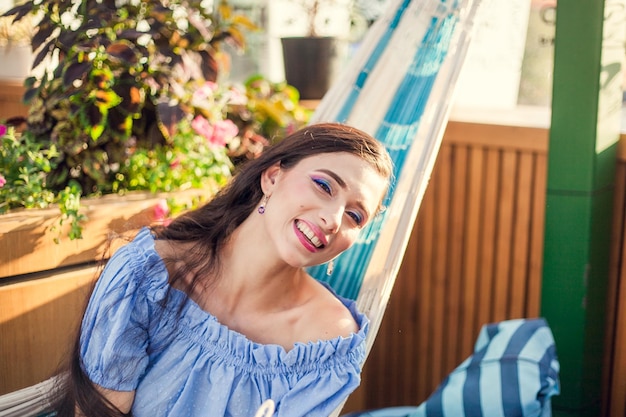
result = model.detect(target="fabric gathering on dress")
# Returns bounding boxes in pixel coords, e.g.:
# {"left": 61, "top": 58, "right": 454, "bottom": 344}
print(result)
{"left": 79, "top": 228, "right": 369, "bottom": 417}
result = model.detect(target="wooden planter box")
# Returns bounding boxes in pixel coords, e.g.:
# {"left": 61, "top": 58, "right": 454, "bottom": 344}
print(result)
{"left": 0, "top": 79, "right": 28, "bottom": 121}
{"left": 0, "top": 189, "right": 213, "bottom": 394}
{"left": 0, "top": 189, "right": 211, "bottom": 279}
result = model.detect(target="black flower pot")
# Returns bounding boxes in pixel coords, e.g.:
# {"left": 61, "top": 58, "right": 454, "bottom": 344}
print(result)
{"left": 281, "top": 36, "right": 348, "bottom": 100}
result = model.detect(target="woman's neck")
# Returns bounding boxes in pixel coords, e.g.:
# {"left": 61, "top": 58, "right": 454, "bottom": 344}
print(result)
{"left": 215, "top": 218, "right": 307, "bottom": 313}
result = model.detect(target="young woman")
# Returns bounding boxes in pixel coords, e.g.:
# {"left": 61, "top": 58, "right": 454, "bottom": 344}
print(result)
{"left": 54, "top": 122, "right": 393, "bottom": 417}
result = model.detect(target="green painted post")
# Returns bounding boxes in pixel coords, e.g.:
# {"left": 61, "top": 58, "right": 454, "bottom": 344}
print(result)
{"left": 542, "top": 0, "right": 625, "bottom": 416}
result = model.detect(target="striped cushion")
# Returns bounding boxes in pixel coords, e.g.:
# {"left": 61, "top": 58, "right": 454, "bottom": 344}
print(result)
{"left": 344, "top": 318, "right": 560, "bottom": 417}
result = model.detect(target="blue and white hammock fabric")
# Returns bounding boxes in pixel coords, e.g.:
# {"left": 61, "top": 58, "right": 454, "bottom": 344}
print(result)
{"left": 0, "top": 377, "right": 58, "bottom": 417}
{"left": 306, "top": 0, "right": 481, "bottom": 354}
{"left": 343, "top": 318, "right": 561, "bottom": 417}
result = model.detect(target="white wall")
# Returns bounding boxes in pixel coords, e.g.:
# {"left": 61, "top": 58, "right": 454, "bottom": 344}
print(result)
{"left": 0, "top": 0, "right": 14, "bottom": 13}
{"left": 453, "top": 0, "right": 532, "bottom": 110}
{"left": 228, "top": 0, "right": 353, "bottom": 83}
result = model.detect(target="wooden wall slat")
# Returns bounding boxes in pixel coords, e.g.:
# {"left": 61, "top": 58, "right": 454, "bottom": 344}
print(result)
{"left": 446, "top": 145, "right": 468, "bottom": 370}
{"left": 443, "top": 121, "right": 548, "bottom": 151}
{"left": 526, "top": 153, "right": 547, "bottom": 316}
{"left": 613, "top": 215, "right": 626, "bottom": 416}
{"left": 604, "top": 156, "right": 626, "bottom": 417}
{"left": 415, "top": 172, "right": 436, "bottom": 401}
{"left": 510, "top": 152, "right": 534, "bottom": 318}
{"left": 399, "top": 235, "right": 418, "bottom": 403}
{"left": 430, "top": 143, "right": 452, "bottom": 390}
{"left": 493, "top": 151, "right": 517, "bottom": 321}
{"left": 610, "top": 173, "right": 626, "bottom": 417}
{"left": 459, "top": 145, "right": 484, "bottom": 355}
{"left": 0, "top": 267, "right": 97, "bottom": 394}
{"left": 476, "top": 148, "right": 500, "bottom": 329}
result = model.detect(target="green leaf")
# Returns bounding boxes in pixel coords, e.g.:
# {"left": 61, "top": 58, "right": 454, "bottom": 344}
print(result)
{"left": 90, "top": 123, "right": 105, "bottom": 141}
{"left": 106, "top": 41, "right": 138, "bottom": 65}
{"left": 93, "top": 89, "right": 123, "bottom": 110}
{"left": 63, "top": 62, "right": 91, "bottom": 87}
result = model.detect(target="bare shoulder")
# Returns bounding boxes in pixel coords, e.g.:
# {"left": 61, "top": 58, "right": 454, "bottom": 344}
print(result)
{"left": 300, "top": 279, "right": 360, "bottom": 341}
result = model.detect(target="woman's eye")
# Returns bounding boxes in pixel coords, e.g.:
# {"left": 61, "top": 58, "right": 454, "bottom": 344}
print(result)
{"left": 347, "top": 211, "right": 364, "bottom": 226}
{"left": 313, "top": 177, "right": 332, "bottom": 195}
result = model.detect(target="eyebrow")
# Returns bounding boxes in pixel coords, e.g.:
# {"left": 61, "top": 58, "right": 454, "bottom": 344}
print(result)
{"left": 317, "top": 169, "right": 346, "bottom": 188}
{"left": 317, "top": 169, "right": 371, "bottom": 219}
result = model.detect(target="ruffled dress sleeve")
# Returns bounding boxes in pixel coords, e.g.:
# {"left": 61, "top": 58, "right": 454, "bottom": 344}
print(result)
{"left": 79, "top": 228, "right": 164, "bottom": 391}
{"left": 271, "top": 297, "right": 369, "bottom": 416}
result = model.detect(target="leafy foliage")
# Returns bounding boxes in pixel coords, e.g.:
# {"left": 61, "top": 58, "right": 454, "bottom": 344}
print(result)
{"left": 3, "top": 0, "right": 255, "bottom": 195}
{"left": 227, "top": 75, "right": 312, "bottom": 164}
{"left": 0, "top": 124, "right": 86, "bottom": 240}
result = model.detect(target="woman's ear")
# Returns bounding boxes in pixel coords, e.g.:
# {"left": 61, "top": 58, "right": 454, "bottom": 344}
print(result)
{"left": 260, "top": 162, "right": 281, "bottom": 194}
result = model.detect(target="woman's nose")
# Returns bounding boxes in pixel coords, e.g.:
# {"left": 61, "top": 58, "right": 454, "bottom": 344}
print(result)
{"left": 320, "top": 205, "right": 343, "bottom": 234}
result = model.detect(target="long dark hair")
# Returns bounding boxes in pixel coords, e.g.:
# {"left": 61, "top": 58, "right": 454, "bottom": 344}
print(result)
{"left": 52, "top": 122, "right": 393, "bottom": 416}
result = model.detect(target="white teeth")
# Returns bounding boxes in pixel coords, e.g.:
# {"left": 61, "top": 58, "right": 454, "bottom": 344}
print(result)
{"left": 296, "top": 221, "right": 323, "bottom": 248}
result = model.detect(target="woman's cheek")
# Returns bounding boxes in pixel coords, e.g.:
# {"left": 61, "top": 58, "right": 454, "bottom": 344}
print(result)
{"left": 342, "top": 230, "right": 362, "bottom": 248}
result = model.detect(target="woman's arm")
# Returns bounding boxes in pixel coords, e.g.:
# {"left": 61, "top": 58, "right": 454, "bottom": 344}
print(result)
{"left": 74, "top": 386, "right": 136, "bottom": 416}
{"left": 97, "top": 386, "right": 135, "bottom": 414}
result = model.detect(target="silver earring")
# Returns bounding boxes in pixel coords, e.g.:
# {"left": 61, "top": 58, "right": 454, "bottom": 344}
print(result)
{"left": 326, "top": 259, "right": 334, "bottom": 276}
{"left": 258, "top": 195, "right": 269, "bottom": 214}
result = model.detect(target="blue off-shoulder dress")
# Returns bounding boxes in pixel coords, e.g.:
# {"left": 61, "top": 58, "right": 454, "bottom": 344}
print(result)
{"left": 79, "top": 227, "right": 369, "bottom": 417}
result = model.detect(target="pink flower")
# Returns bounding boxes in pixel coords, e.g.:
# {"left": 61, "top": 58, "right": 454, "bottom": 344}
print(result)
{"left": 191, "top": 115, "right": 214, "bottom": 141}
{"left": 285, "top": 122, "right": 298, "bottom": 136}
{"left": 0, "top": 174, "right": 6, "bottom": 188}
{"left": 209, "top": 119, "right": 238, "bottom": 147}
{"left": 227, "top": 86, "right": 248, "bottom": 106}
{"left": 0, "top": 125, "right": 7, "bottom": 137}
{"left": 191, "top": 116, "right": 238, "bottom": 147}
{"left": 192, "top": 81, "right": 218, "bottom": 103}
{"left": 152, "top": 199, "right": 170, "bottom": 223}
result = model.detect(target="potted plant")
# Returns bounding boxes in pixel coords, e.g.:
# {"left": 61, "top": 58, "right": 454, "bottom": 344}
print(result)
{"left": 279, "top": 0, "right": 354, "bottom": 100}
{"left": 0, "top": 11, "right": 36, "bottom": 80}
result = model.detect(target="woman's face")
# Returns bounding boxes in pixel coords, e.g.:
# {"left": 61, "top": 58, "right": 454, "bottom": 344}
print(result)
{"left": 261, "top": 152, "right": 388, "bottom": 268}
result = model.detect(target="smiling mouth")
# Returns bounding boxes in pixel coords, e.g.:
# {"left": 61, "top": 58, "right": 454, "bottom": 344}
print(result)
{"left": 295, "top": 220, "right": 325, "bottom": 249}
